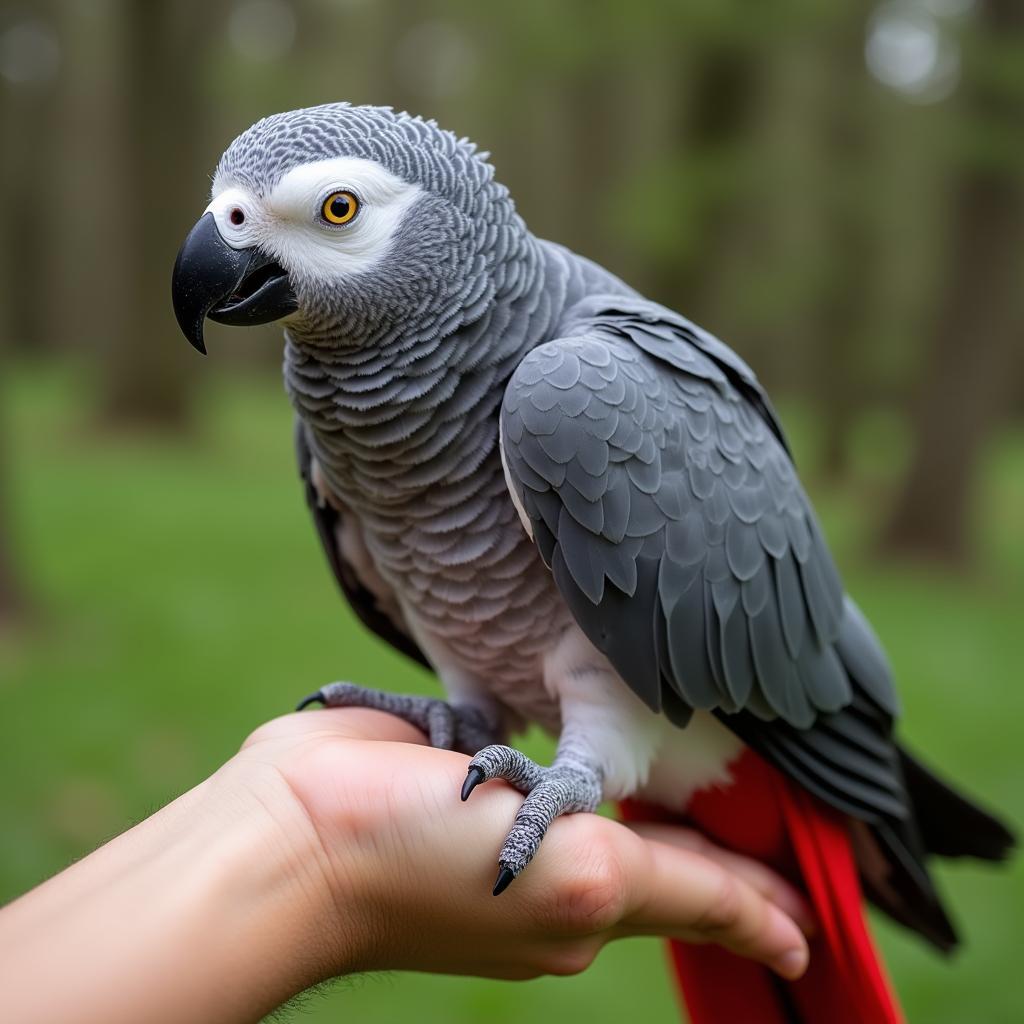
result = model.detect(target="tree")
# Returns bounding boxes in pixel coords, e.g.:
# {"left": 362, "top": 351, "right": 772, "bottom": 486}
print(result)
{"left": 0, "top": 5, "right": 62, "bottom": 356}
{"left": 879, "top": 0, "right": 1024, "bottom": 563}
{"left": 97, "top": 1, "right": 215, "bottom": 429}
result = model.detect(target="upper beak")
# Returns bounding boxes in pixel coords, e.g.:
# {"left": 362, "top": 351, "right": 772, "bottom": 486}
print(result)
{"left": 170, "top": 212, "right": 296, "bottom": 354}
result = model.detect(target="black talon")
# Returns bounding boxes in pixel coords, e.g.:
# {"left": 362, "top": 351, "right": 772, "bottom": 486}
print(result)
{"left": 461, "top": 766, "right": 486, "bottom": 801}
{"left": 295, "top": 691, "right": 326, "bottom": 712}
{"left": 492, "top": 866, "right": 516, "bottom": 896}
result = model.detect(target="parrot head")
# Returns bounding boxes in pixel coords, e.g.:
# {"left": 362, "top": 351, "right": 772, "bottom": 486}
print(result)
{"left": 171, "top": 103, "right": 515, "bottom": 354}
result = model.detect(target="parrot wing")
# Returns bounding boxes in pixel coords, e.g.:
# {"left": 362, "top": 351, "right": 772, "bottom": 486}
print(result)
{"left": 295, "top": 419, "right": 430, "bottom": 669}
{"left": 500, "top": 294, "right": 891, "bottom": 752}
{"left": 499, "top": 294, "right": 967, "bottom": 947}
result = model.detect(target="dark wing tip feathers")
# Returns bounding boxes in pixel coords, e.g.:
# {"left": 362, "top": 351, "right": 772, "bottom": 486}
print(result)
{"left": 899, "top": 746, "right": 1017, "bottom": 863}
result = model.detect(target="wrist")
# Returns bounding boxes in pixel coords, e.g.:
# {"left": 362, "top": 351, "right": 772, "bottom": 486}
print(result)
{"left": 0, "top": 750, "right": 357, "bottom": 1024}
{"left": 210, "top": 751, "right": 363, "bottom": 984}
{"left": 230, "top": 708, "right": 438, "bottom": 976}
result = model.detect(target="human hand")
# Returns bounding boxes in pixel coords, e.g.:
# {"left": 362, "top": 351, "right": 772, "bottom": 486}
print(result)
{"left": 237, "top": 707, "right": 812, "bottom": 983}
{"left": 0, "top": 705, "right": 811, "bottom": 1024}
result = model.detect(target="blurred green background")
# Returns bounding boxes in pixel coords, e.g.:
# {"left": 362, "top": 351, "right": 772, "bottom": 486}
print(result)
{"left": 1, "top": 1, "right": 1022, "bottom": 1022}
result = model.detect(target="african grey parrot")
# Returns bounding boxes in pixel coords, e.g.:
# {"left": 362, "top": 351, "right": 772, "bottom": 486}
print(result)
{"left": 171, "top": 103, "right": 1013, "bottom": 1023}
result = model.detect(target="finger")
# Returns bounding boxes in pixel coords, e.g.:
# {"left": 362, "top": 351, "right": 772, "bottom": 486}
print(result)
{"left": 243, "top": 707, "right": 430, "bottom": 748}
{"left": 617, "top": 835, "right": 809, "bottom": 979}
{"left": 625, "top": 823, "right": 816, "bottom": 936}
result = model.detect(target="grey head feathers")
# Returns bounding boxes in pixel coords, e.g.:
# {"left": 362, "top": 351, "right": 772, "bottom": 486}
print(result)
{"left": 215, "top": 104, "right": 533, "bottom": 349}
{"left": 216, "top": 102, "right": 495, "bottom": 201}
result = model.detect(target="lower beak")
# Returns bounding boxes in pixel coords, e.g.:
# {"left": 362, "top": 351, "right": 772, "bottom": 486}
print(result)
{"left": 170, "top": 212, "right": 296, "bottom": 354}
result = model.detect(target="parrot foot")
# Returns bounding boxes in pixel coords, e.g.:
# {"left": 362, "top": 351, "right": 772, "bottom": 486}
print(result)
{"left": 462, "top": 744, "right": 603, "bottom": 894}
{"left": 296, "top": 682, "right": 500, "bottom": 754}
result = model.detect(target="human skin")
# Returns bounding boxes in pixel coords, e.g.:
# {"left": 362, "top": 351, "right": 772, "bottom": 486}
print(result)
{"left": 0, "top": 709, "right": 811, "bottom": 1024}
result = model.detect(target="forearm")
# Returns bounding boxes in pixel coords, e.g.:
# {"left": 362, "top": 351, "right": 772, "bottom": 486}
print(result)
{"left": 0, "top": 759, "right": 341, "bottom": 1024}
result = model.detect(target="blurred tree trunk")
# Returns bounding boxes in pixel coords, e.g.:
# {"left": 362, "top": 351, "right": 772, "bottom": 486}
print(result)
{"left": 563, "top": 63, "right": 634, "bottom": 269}
{"left": 815, "top": 219, "right": 871, "bottom": 482}
{"left": 2, "top": 117, "right": 50, "bottom": 353}
{"left": 651, "top": 42, "right": 760, "bottom": 315}
{"left": 0, "top": 9, "right": 60, "bottom": 625}
{"left": 0, "top": 5, "right": 62, "bottom": 355}
{"left": 813, "top": 23, "right": 875, "bottom": 482}
{"left": 879, "top": 0, "right": 1024, "bottom": 563}
{"left": 98, "top": 1, "right": 212, "bottom": 429}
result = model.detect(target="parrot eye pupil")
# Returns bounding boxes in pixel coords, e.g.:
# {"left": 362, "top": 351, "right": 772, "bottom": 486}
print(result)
{"left": 229, "top": 207, "right": 245, "bottom": 226}
{"left": 321, "top": 190, "right": 359, "bottom": 225}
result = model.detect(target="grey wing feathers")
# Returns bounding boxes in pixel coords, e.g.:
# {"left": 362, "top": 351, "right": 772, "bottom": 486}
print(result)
{"left": 500, "top": 296, "right": 907, "bottom": 824}
{"left": 294, "top": 420, "right": 430, "bottom": 670}
{"left": 562, "top": 294, "right": 792, "bottom": 456}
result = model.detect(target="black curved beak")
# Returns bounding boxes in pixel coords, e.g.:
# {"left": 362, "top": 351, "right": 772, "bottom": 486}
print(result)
{"left": 171, "top": 212, "right": 296, "bottom": 355}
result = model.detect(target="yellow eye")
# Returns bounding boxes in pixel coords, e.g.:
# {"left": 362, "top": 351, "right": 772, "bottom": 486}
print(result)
{"left": 321, "top": 190, "right": 358, "bottom": 225}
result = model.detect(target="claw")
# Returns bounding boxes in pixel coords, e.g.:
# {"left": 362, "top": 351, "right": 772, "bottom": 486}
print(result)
{"left": 461, "top": 765, "right": 486, "bottom": 802}
{"left": 493, "top": 866, "right": 516, "bottom": 896}
{"left": 295, "top": 690, "right": 325, "bottom": 712}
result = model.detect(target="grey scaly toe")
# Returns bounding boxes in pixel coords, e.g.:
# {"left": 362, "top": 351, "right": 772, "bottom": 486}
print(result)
{"left": 297, "top": 682, "right": 500, "bottom": 754}
{"left": 462, "top": 744, "right": 603, "bottom": 894}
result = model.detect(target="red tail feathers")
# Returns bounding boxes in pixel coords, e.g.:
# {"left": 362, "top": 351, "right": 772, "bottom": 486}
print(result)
{"left": 621, "top": 749, "right": 903, "bottom": 1024}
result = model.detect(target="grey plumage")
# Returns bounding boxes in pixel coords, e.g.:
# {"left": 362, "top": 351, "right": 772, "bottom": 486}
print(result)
{"left": 501, "top": 298, "right": 853, "bottom": 731}
{"left": 176, "top": 102, "right": 1014, "bottom": 952}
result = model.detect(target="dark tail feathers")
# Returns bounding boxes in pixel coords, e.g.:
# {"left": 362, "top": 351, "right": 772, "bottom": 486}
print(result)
{"left": 899, "top": 746, "right": 1016, "bottom": 862}
{"left": 858, "top": 745, "right": 1015, "bottom": 953}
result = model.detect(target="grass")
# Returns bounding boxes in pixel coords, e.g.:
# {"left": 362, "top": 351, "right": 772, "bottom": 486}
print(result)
{"left": 2, "top": 359, "right": 1022, "bottom": 1022}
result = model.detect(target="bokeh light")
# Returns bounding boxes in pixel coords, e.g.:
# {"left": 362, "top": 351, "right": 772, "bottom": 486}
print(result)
{"left": 0, "top": 18, "right": 60, "bottom": 87}
{"left": 865, "top": 1, "right": 962, "bottom": 103}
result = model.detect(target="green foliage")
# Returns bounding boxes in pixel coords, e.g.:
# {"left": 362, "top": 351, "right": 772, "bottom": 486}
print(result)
{"left": 3, "top": 364, "right": 1022, "bottom": 1023}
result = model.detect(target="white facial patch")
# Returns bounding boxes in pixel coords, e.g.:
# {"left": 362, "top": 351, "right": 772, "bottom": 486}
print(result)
{"left": 204, "top": 186, "right": 265, "bottom": 250}
{"left": 207, "top": 157, "right": 422, "bottom": 284}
